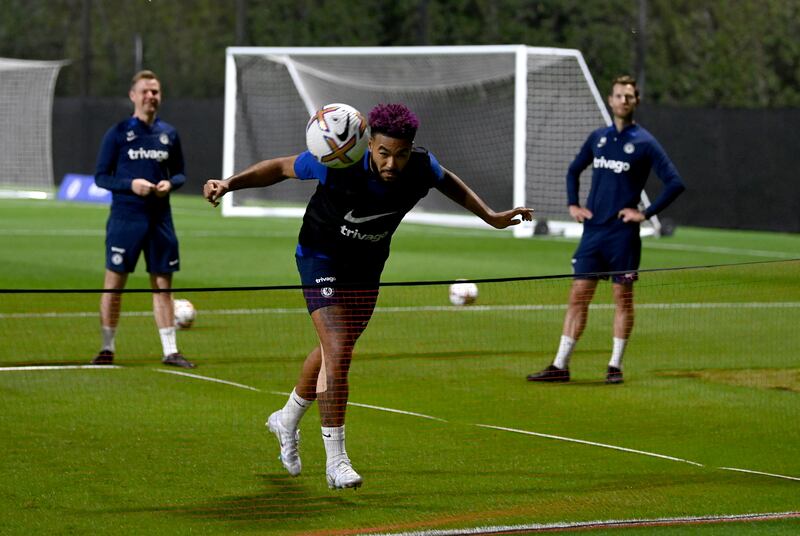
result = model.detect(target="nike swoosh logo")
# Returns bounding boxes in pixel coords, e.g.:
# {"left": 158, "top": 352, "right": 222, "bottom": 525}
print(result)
{"left": 322, "top": 433, "right": 332, "bottom": 438}
{"left": 336, "top": 115, "right": 350, "bottom": 142}
{"left": 343, "top": 210, "right": 397, "bottom": 224}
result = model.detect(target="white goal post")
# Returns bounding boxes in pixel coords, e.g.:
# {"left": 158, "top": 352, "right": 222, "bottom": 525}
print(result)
{"left": 0, "top": 58, "right": 66, "bottom": 198}
{"left": 221, "top": 45, "right": 659, "bottom": 237}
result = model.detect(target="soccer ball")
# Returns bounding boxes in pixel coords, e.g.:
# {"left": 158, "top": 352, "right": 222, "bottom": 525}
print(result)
{"left": 449, "top": 281, "right": 478, "bottom": 306}
{"left": 306, "top": 103, "right": 369, "bottom": 168}
{"left": 173, "top": 298, "right": 196, "bottom": 329}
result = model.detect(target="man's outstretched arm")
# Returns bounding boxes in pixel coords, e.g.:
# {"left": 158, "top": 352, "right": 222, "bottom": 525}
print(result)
{"left": 204, "top": 155, "right": 299, "bottom": 207}
{"left": 435, "top": 167, "right": 533, "bottom": 229}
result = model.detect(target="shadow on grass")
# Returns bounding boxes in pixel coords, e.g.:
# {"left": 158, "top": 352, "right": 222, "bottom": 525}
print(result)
{"left": 656, "top": 368, "right": 800, "bottom": 393}
{"left": 97, "top": 473, "right": 413, "bottom": 525}
{"left": 177, "top": 475, "right": 356, "bottom": 522}
{"left": 75, "top": 467, "right": 760, "bottom": 535}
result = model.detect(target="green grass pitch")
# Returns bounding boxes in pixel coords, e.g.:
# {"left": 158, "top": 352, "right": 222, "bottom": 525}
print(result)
{"left": 1, "top": 195, "right": 799, "bottom": 535}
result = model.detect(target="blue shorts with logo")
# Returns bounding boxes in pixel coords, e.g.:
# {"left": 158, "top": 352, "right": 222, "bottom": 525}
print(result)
{"left": 105, "top": 214, "right": 180, "bottom": 274}
{"left": 296, "top": 252, "right": 384, "bottom": 314}
{"left": 572, "top": 221, "right": 640, "bottom": 284}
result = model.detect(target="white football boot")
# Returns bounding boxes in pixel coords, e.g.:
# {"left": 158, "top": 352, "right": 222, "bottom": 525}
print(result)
{"left": 266, "top": 410, "right": 301, "bottom": 476}
{"left": 326, "top": 457, "right": 363, "bottom": 490}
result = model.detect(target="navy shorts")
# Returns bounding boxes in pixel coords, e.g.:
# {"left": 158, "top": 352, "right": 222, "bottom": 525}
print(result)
{"left": 296, "top": 254, "right": 383, "bottom": 314}
{"left": 105, "top": 215, "right": 180, "bottom": 274}
{"left": 572, "top": 222, "right": 641, "bottom": 284}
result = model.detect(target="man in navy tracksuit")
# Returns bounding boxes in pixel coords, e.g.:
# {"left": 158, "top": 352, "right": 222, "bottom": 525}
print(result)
{"left": 528, "top": 75, "right": 685, "bottom": 384}
{"left": 91, "top": 70, "right": 194, "bottom": 369}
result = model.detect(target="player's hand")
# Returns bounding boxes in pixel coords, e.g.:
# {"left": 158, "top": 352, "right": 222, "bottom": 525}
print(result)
{"left": 131, "top": 178, "right": 155, "bottom": 197}
{"left": 154, "top": 180, "right": 172, "bottom": 197}
{"left": 617, "top": 208, "right": 646, "bottom": 223}
{"left": 569, "top": 205, "right": 593, "bottom": 223}
{"left": 203, "top": 179, "right": 229, "bottom": 207}
{"left": 487, "top": 207, "right": 534, "bottom": 229}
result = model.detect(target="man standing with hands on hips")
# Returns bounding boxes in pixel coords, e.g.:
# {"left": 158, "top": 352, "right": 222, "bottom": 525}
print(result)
{"left": 527, "top": 75, "right": 685, "bottom": 385}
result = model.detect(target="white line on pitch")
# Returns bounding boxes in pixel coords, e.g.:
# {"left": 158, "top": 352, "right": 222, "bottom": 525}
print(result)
{"left": 0, "top": 364, "right": 121, "bottom": 371}
{"left": 11, "top": 366, "right": 792, "bottom": 485}
{"left": 2, "top": 228, "right": 296, "bottom": 238}
{"left": 475, "top": 423, "right": 705, "bottom": 466}
{"left": 152, "top": 369, "right": 446, "bottom": 421}
{"left": 347, "top": 401, "right": 448, "bottom": 422}
{"left": 401, "top": 225, "right": 800, "bottom": 259}
{"left": 534, "top": 234, "right": 800, "bottom": 260}
{"left": 643, "top": 241, "right": 800, "bottom": 260}
{"left": 4, "top": 301, "right": 800, "bottom": 320}
{"left": 3, "top": 229, "right": 105, "bottom": 236}
{"left": 0, "top": 311, "right": 157, "bottom": 319}
{"left": 149, "top": 370, "right": 698, "bottom": 466}
{"left": 719, "top": 466, "right": 800, "bottom": 482}
{"left": 4, "top": 221, "right": 799, "bottom": 259}
{"left": 375, "top": 302, "right": 800, "bottom": 313}
{"left": 153, "top": 369, "right": 262, "bottom": 392}
{"left": 362, "top": 511, "right": 800, "bottom": 536}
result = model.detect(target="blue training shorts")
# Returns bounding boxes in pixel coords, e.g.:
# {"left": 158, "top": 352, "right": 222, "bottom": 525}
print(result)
{"left": 296, "top": 254, "right": 383, "bottom": 314}
{"left": 572, "top": 222, "right": 641, "bottom": 284}
{"left": 105, "top": 215, "right": 180, "bottom": 274}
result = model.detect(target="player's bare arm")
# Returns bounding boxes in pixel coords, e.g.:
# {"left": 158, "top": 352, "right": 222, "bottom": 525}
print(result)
{"left": 436, "top": 167, "right": 533, "bottom": 228}
{"left": 617, "top": 207, "right": 646, "bottom": 223}
{"left": 569, "top": 204, "right": 593, "bottom": 223}
{"left": 204, "top": 155, "right": 299, "bottom": 207}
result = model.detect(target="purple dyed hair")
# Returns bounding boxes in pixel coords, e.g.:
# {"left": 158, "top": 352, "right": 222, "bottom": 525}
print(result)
{"left": 368, "top": 103, "right": 419, "bottom": 141}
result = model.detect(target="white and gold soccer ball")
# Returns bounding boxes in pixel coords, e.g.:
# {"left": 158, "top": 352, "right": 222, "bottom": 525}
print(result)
{"left": 173, "top": 298, "right": 196, "bottom": 330}
{"left": 306, "top": 103, "right": 369, "bottom": 168}
{"left": 449, "top": 281, "right": 478, "bottom": 306}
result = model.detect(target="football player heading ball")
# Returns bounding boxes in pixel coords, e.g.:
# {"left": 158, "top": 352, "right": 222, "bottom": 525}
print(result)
{"left": 203, "top": 103, "right": 533, "bottom": 490}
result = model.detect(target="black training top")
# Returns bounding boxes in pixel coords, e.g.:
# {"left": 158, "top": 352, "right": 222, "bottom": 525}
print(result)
{"left": 293, "top": 148, "right": 445, "bottom": 263}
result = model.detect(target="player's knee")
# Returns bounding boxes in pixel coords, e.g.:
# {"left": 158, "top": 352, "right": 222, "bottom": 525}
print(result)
{"left": 324, "top": 339, "right": 355, "bottom": 360}
{"left": 568, "top": 294, "right": 592, "bottom": 312}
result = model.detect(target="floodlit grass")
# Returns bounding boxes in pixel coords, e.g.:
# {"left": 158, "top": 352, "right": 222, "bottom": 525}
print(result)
{"left": 0, "top": 195, "right": 799, "bottom": 535}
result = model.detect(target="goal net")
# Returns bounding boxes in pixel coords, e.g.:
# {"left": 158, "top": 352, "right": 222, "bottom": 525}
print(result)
{"left": 222, "top": 46, "right": 659, "bottom": 237}
{"left": 0, "top": 58, "right": 65, "bottom": 198}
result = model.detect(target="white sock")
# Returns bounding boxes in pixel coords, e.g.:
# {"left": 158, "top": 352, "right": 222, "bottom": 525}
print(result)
{"left": 280, "top": 389, "right": 313, "bottom": 430}
{"left": 552, "top": 335, "right": 576, "bottom": 369}
{"left": 101, "top": 326, "right": 116, "bottom": 352}
{"left": 159, "top": 327, "right": 178, "bottom": 356}
{"left": 609, "top": 337, "right": 627, "bottom": 369}
{"left": 322, "top": 425, "right": 347, "bottom": 468}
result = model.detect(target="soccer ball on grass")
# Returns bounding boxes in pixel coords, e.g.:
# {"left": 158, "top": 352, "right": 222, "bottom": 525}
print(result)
{"left": 449, "top": 281, "right": 478, "bottom": 306}
{"left": 306, "top": 103, "right": 368, "bottom": 168}
{"left": 173, "top": 298, "right": 196, "bottom": 329}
